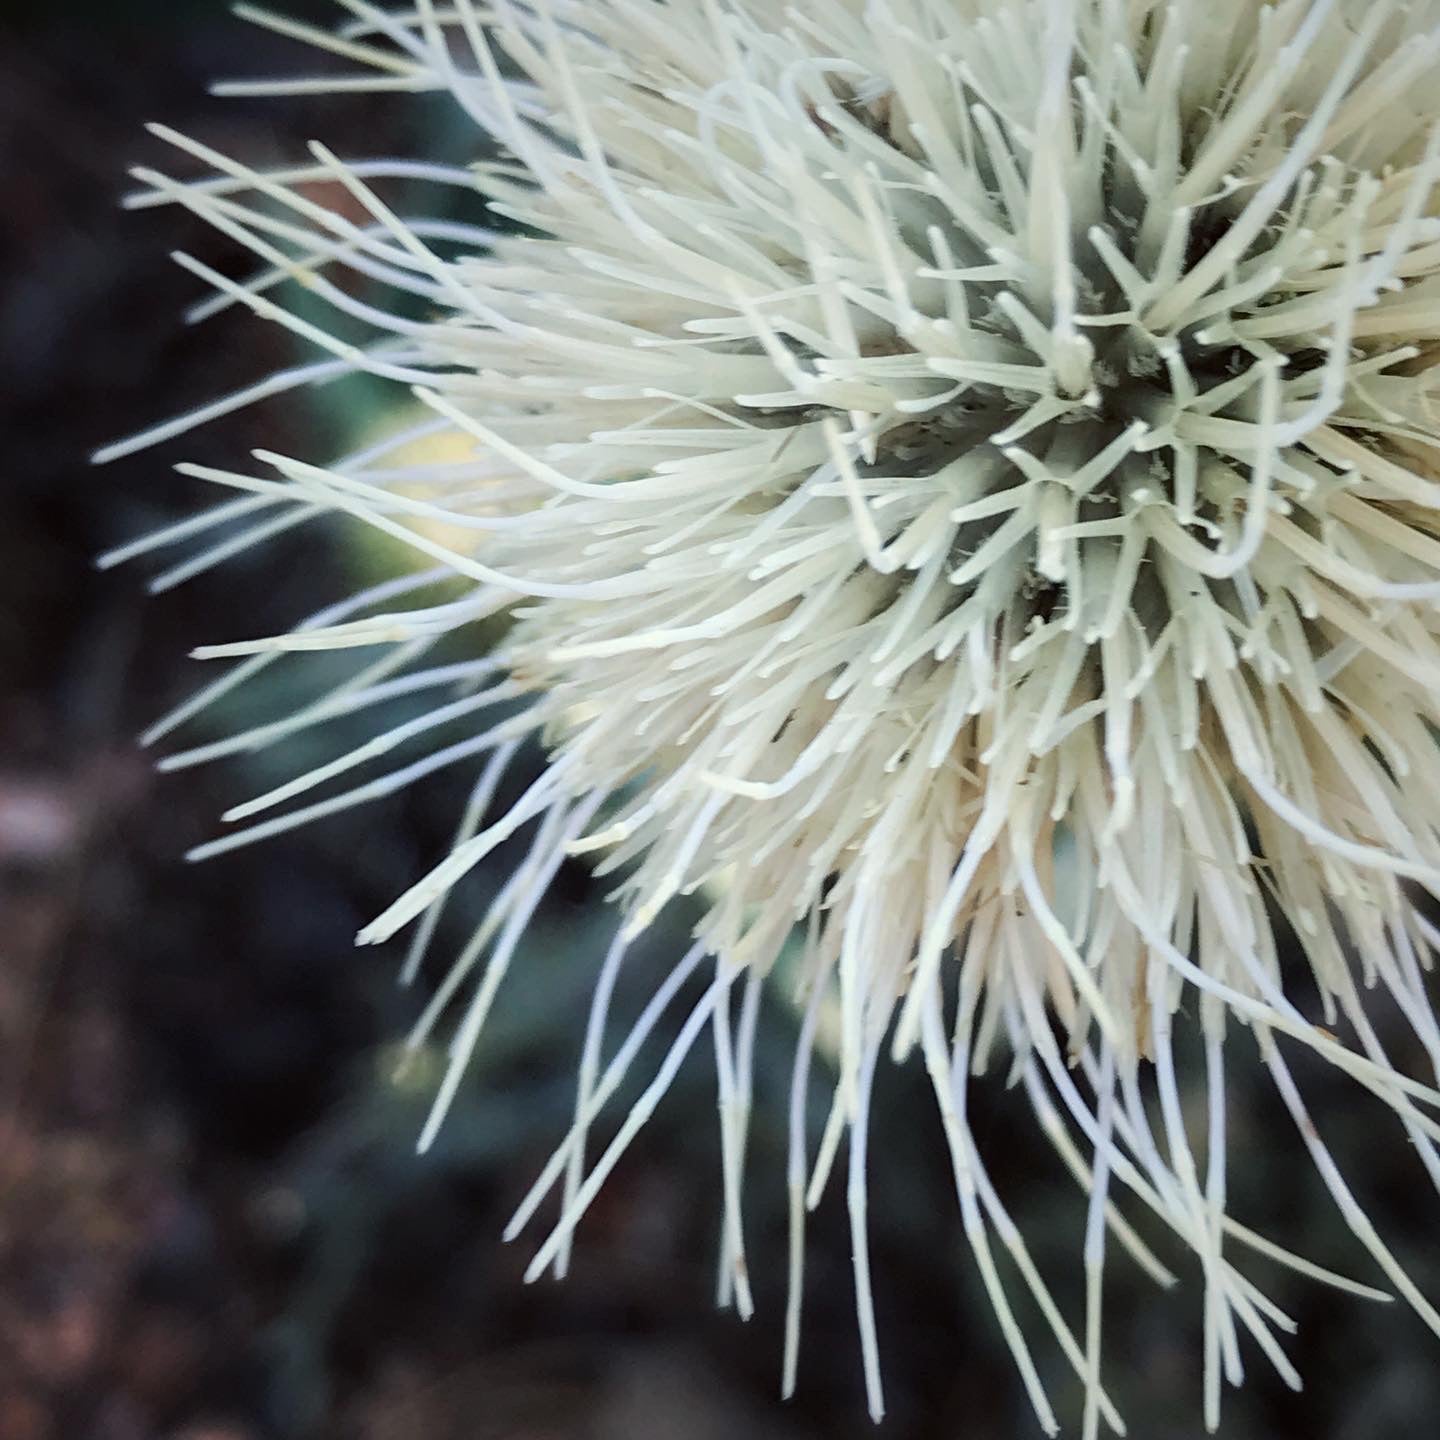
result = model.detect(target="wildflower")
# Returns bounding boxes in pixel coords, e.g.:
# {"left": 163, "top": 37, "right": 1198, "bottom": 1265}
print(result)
{"left": 102, "top": 1, "right": 1440, "bottom": 1432}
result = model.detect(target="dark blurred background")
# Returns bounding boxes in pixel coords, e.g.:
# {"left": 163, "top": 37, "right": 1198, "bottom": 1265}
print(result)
{"left": 2, "top": 3, "right": 1438, "bottom": 1438}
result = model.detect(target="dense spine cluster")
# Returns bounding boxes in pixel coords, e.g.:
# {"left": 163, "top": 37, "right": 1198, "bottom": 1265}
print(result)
{"left": 106, "top": 2, "right": 1440, "bottom": 1432}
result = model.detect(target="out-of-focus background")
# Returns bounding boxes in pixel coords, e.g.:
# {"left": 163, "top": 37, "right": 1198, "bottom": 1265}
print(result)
{"left": 2, "top": 3, "right": 1438, "bottom": 1437}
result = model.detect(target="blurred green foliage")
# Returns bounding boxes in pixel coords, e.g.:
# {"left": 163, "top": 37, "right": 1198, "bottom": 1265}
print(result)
{"left": 3, "top": 0, "right": 319, "bottom": 28}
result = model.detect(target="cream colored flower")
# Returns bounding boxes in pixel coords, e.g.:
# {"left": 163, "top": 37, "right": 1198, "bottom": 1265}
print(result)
{"left": 105, "top": 2, "right": 1440, "bottom": 1432}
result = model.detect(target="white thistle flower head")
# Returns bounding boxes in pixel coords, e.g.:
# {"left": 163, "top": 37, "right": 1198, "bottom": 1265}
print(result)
{"left": 104, "top": 0, "right": 1440, "bottom": 1432}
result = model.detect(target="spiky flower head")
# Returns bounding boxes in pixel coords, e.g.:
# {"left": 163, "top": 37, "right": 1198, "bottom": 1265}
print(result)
{"left": 108, "top": 0, "right": 1440, "bottom": 1432}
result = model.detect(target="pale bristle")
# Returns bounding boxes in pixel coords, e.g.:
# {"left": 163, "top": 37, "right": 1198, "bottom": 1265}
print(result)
{"left": 106, "top": 2, "right": 1440, "bottom": 1431}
